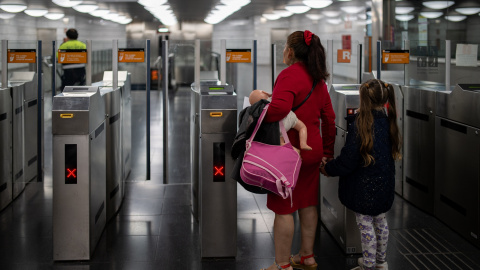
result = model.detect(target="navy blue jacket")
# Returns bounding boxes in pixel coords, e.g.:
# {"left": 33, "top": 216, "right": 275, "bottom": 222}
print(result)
{"left": 324, "top": 110, "right": 395, "bottom": 216}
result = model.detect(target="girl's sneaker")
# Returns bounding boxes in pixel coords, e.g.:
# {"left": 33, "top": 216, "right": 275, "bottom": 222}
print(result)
{"left": 355, "top": 258, "right": 388, "bottom": 270}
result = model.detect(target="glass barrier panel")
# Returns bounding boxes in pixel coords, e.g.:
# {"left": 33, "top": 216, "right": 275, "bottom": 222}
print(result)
{"left": 199, "top": 39, "right": 220, "bottom": 78}
{"left": 405, "top": 40, "right": 447, "bottom": 87}
{"left": 450, "top": 40, "right": 480, "bottom": 86}
{"left": 332, "top": 39, "right": 360, "bottom": 84}
{"left": 225, "top": 39, "right": 255, "bottom": 112}
{"left": 6, "top": 40, "right": 38, "bottom": 76}
{"left": 273, "top": 40, "right": 288, "bottom": 85}
{"left": 165, "top": 40, "right": 196, "bottom": 183}
{"left": 377, "top": 40, "right": 406, "bottom": 85}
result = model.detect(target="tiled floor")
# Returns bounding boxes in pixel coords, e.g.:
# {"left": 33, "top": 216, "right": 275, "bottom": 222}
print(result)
{"left": 0, "top": 87, "right": 479, "bottom": 269}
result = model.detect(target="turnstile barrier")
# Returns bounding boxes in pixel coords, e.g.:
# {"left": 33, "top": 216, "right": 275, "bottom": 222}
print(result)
{"left": 321, "top": 84, "right": 362, "bottom": 254}
{"left": 435, "top": 84, "right": 480, "bottom": 248}
{"left": 100, "top": 87, "right": 123, "bottom": 221}
{"left": 0, "top": 87, "right": 12, "bottom": 211}
{"left": 52, "top": 86, "right": 106, "bottom": 261}
{"left": 11, "top": 83, "right": 25, "bottom": 199}
{"left": 401, "top": 85, "right": 438, "bottom": 214}
{"left": 191, "top": 84, "right": 237, "bottom": 258}
{"left": 10, "top": 72, "right": 38, "bottom": 183}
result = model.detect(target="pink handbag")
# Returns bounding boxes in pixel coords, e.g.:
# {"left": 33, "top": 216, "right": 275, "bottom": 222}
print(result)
{"left": 240, "top": 104, "right": 301, "bottom": 206}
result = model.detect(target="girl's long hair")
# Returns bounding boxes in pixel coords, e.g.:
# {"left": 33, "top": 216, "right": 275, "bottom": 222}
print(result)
{"left": 286, "top": 31, "right": 329, "bottom": 82}
{"left": 356, "top": 79, "right": 402, "bottom": 166}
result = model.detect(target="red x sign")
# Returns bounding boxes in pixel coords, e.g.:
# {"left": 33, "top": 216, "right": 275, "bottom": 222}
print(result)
{"left": 214, "top": 166, "right": 224, "bottom": 176}
{"left": 66, "top": 168, "right": 77, "bottom": 178}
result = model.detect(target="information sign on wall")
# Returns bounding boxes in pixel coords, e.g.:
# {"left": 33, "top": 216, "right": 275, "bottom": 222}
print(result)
{"left": 58, "top": 49, "right": 87, "bottom": 64}
{"left": 119, "top": 48, "right": 145, "bottom": 63}
{"left": 7, "top": 49, "right": 36, "bottom": 63}
{"left": 337, "top": 49, "right": 351, "bottom": 63}
{"left": 382, "top": 50, "right": 410, "bottom": 64}
{"left": 226, "top": 49, "right": 251, "bottom": 63}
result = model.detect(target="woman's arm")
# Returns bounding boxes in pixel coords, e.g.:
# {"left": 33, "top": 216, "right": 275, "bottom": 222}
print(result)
{"left": 265, "top": 74, "right": 295, "bottom": 123}
{"left": 324, "top": 121, "right": 361, "bottom": 177}
{"left": 320, "top": 84, "right": 336, "bottom": 158}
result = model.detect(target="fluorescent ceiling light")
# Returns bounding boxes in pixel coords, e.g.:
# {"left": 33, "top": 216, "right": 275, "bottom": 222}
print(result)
{"left": 119, "top": 18, "right": 132, "bottom": 24}
{"left": 138, "top": 0, "right": 167, "bottom": 7}
{"left": 158, "top": 28, "right": 169, "bottom": 32}
{"left": 220, "top": 0, "right": 250, "bottom": 7}
{"left": 420, "top": 11, "right": 443, "bottom": 18}
{"left": 327, "top": 18, "right": 342, "bottom": 24}
{"left": 263, "top": 13, "right": 281, "bottom": 20}
{"left": 0, "top": 4, "right": 26, "bottom": 13}
{"left": 306, "top": 14, "right": 323, "bottom": 20}
{"left": 72, "top": 2, "right": 98, "bottom": 13}
{"left": 395, "top": 7, "right": 414, "bottom": 14}
{"left": 90, "top": 9, "right": 109, "bottom": 17}
{"left": 455, "top": 7, "right": 480, "bottom": 15}
{"left": 0, "top": 12, "right": 15, "bottom": 19}
{"left": 396, "top": 14, "right": 414, "bottom": 21}
{"left": 340, "top": 6, "right": 364, "bottom": 14}
{"left": 285, "top": 4, "right": 311, "bottom": 14}
{"left": 273, "top": 10, "right": 293, "bottom": 17}
{"left": 44, "top": 12, "right": 65, "bottom": 20}
{"left": 422, "top": 1, "right": 455, "bottom": 10}
{"left": 25, "top": 8, "right": 48, "bottom": 17}
{"left": 322, "top": 10, "right": 340, "bottom": 17}
{"left": 102, "top": 12, "right": 119, "bottom": 20}
{"left": 303, "top": 0, "right": 332, "bottom": 9}
{"left": 445, "top": 15, "right": 466, "bottom": 21}
{"left": 52, "top": 0, "right": 82, "bottom": 8}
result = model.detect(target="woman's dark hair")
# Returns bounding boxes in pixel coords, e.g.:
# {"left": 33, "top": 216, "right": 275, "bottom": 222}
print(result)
{"left": 286, "top": 30, "right": 329, "bottom": 82}
{"left": 66, "top": 29, "right": 79, "bottom": 40}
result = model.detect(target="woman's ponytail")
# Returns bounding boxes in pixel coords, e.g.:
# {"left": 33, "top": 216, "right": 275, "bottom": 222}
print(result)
{"left": 306, "top": 33, "right": 329, "bottom": 83}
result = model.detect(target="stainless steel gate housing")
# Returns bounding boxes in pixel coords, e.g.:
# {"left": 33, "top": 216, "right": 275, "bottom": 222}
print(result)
{"left": 52, "top": 86, "right": 106, "bottom": 261}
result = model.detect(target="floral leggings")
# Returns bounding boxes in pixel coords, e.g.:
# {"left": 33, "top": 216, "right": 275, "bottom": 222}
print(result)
{"left": 355, "top": 213, "right": 389, "bottom": 269}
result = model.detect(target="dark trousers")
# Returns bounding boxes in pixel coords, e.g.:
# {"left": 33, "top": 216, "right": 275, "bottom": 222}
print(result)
{"left": 61, "top": 67, "right": 86, "bottom": 91}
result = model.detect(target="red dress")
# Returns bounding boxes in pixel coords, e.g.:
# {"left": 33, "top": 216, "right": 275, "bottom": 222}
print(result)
{"left": 265, "top": 62, "right": 336, "bottom": 214}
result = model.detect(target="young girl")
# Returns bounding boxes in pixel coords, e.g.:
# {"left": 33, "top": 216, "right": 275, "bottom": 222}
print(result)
{"left": 321, "top": 79, "right": 401, "bottom": 270}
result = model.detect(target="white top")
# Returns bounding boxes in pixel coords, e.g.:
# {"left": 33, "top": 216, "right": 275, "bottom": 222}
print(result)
{"left": 282, "top": 111, "right": 298, "bottom": 133}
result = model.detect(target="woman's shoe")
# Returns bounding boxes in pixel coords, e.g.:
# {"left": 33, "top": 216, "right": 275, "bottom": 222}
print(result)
{"left": 290, "top": 254, "right": 318, "bottom": 270}
{"left": 261, "top": 262, "right": 292, "bottom": 270}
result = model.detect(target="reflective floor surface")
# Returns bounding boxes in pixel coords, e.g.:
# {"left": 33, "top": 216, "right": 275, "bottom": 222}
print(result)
{"left": 0, "top": 86, "right": 479, "bottom": 269}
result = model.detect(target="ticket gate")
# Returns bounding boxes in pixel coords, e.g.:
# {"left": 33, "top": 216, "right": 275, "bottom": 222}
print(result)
{"left": 52, "top": 86, "right": 106, "bottom": 261}
{"left": 10, "top": 72, "right": 38, "bottom": 183}
{"left": 93, "top": 71, "right": 132, "bottom": 189}
{"left": 191, "top": 84, "right": 237, "bottom": 258}
{"left": 101, "top": 71, "right": 132, "bottom": 185}
{"left": 321, "top": 84, "right": 362, "bottom": 254}
{"left": 401, "top": 85, "right": 439, "bottom": 214}
{"left": 100, "top": 87, "right": 123, "bottom": 221}
{"left": 0, "top": 87, "right": 12, "bottom": 211}
{"left": 435, "top": 84, "right": 480, "bottom": 248}
{"left": 10, "top": 83, "right": 25, "bottom": 199}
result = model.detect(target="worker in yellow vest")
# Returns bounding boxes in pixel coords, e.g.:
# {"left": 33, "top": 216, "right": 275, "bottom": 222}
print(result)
{"left": 58, "top": 29, "right": 86, "bottom": 91}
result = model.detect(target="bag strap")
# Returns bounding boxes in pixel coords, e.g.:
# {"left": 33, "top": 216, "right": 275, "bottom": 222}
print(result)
{"left": 247, "top": 104, "right": 290, "bottom": 146}
{"left": 292, "top": 80, "right": 317, "bottom": 112}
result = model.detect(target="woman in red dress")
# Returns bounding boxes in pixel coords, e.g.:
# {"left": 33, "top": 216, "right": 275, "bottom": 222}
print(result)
{"left": 261, "top": 31, "right": 336, "bottom": 270}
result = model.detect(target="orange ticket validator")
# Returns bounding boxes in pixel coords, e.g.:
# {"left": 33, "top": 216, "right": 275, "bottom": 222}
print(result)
{"left": 226, "top": 49, "right": 251, "bottom": 63}
{"left": 58, "top": 49, "right": 87, "bottom": 64}
{"left": 8, "top": 49, "right": 36, "bottom": 63}
{"left": 382, "top": 50, "right": 410, "bottom": 64}
{"left": 118, "top": 48, "right": 145, "bottom": 63}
